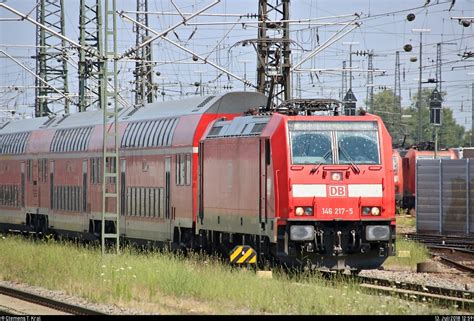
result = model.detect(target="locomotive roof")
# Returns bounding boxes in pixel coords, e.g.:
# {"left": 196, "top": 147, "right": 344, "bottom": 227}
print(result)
{"left": 0, "top": 91, "right": 267, "bottom": 135}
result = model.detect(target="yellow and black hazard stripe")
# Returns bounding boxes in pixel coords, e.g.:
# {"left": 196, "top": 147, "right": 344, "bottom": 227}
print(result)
{"left": 229, "top": 245, "right": 257, "bottom": 264}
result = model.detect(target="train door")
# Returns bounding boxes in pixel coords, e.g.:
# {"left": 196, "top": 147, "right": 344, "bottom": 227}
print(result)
{"left": 49, "top": 161, "right": 54, "bottom": 211}
{"left": 259, "top": 139, "right": 269, "bottom": 228}
{"left": 31, "top": 159, "right": 40, "bottom": 209}
{"left": 120, "top": 159, "right": 126, "bottom": 235}
{"left": 165, "top": 156, "right": 172, "bottom": 240}
{"left": 20, "top": 162, "right": 25, "bottom": 208}
{"left": 82, "top": 160, "right": 88, "bottom": 228}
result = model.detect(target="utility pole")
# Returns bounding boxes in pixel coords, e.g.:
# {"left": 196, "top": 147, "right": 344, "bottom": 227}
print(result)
{"left": 135, "top": 0, "right": 155, "bottom": 107}
{"left": 35, "top": 0, "right": 69, "bottom": 117}
{"left": 341, "top": 60, "right": 347, "bottom": 100}
{"left": 366, "top": 50, "right": 374, "bottom": 113}
{"left": 413, "top": 29, "right": 430, "bottom": 144}
{"left": 78, "top": 0, "right": 102, "bottom": 112}
{"left": 471, "top": 81, "right": 474, "bottom": 146}
{"left": 101, "top": 0, "right": 120, "bottom": 254}
{"left": 394, "top": 51, "right": 401, "bottom": 117}
{"left": 256, "top": 0, "right": 291, "bottom": 109}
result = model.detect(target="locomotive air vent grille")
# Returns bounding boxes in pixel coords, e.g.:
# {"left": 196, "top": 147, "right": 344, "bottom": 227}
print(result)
{"left": 0, "top": 131, "right": 30, "bottom": 154}
{"left": 121, "top": 118, "right": 178, "bottom": 149}
{"left": 50, "top": 127, "right": 93, "bottom": 153}
{"left": 196, "top": 96, "right": 215, "bottom": 108}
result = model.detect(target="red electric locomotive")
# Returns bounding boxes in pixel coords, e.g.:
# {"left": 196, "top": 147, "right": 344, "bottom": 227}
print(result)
{"left": 392, "top": 149, "right": 404, "bottom": 208}
{"left": 0, "top": 92, "right": 395, "bottom": 271}
{"left": 199, "top": 104, "right": 396, "bottom": 270}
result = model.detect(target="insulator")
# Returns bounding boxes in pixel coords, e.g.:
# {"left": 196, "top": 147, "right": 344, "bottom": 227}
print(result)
{"left": 403, "top": 44, "right": 413, "bottom": 52}
{"left": 462, "top": 20, "right": 471, "bottom": 27}
{"left": 410, "top": 56, "right": 418, "bottom": 62}
{"left": 407, "top": 13, "right": 416, "bottom": 21}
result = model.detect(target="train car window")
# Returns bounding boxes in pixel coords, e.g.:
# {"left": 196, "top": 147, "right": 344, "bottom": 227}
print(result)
{"left": 152, "top": 120, "right": 165, "bottom": 147}
{"left": 146, "top": 188, "right": 151, "bottom": 217}
{"left": 166, "top": 119, "right": 178, "bottom": 146}
{"left": 146, "top": 120, "right": 160, "bottom": 147}
{"left": 124, "top": 122, "right": 137, "bottom": 147}
{"left": 141, "top": 187, "right": 146, "bottom": 217}
{"left": 50, "top": 127, "right": 92, "bottom": 152}
{"left": 130, "top": 187, "right": 135, "bottom": 216}
{"left": 0, "top": 132, "right": 30, "bottom": 155}
{"left": 130, "top": 122, "right": 143, "bottom": 148}
{"left": 159, "top": 187, "right": 164, "bottom": 218}
{"left": 290, "top": 132, "right": 332, "bottom": 165}
{"left": 251, "top": 123, "right": 266, "bottom": 134}
{"left": 185, "top": 154, "right": 191, "bottom": 186}
{"left": 208, "top": 126, "right": 222, "bottom": 137}
{"left": 70, "top": 128, "right": 80, "bottom": 152}
{"left": 27, "top": 160, "right": 32, "bottom": 182}
{"left": 288, "top": 121, "right": 380, "bottom": 165}
{"left": 158, "top": 119, "right": 171, "bottom": 147}
{"left": 140, "top": 121, "right": 153, "bottom": 148}
{"left": 337, "top": 131, "right": 379, "bottom": 165}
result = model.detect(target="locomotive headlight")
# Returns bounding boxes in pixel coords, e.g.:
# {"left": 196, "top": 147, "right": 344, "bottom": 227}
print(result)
{"left": 295, "top": 207, "right": 304, "bottom": 216}
{"left": 304, "top": 206, "right": 314, "bottom": 216}
{"left": 366, "top": 225, "right": 390, "bottom": 241}
{"left": 362, "top": 206, "right": 381, "bottom": 216}
{"left": 370, "top": 207, "right": 381, "bottom": 216}
{"left": 331, "top": 172, "right": 343, "bottom": 181}
{"left": 290, "top": 225, "right": 315, "bottom": 241}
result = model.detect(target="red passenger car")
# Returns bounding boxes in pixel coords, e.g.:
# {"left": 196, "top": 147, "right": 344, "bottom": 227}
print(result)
{"left": 0, "top": 92, "right": 395, "bottom": 271}
{"left": 402, "top": 148, "right": 458, "bottom": 209}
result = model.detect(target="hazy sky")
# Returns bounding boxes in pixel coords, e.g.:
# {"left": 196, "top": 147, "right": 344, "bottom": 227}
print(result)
{"left": 1, "top": 0, "right": 473, "bottom": 128}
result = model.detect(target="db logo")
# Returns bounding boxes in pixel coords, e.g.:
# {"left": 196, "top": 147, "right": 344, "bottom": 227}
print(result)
{"left": 328, "top": 185, "right": 346, "bottom": 197}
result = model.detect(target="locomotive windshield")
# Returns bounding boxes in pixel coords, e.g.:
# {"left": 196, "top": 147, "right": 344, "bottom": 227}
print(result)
{"left": 289, "top": 121, "right": 380, "bottom": 165}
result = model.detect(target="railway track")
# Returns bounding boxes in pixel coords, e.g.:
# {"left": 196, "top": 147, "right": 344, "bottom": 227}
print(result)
{"left": 0, "top": 285, "right": 105, "bottom": 315}
{"left": 355, "top": 275, "right": 474, "bottom": 311}
{"left": 404, "top": 233, "right": 474, "bottom": 249}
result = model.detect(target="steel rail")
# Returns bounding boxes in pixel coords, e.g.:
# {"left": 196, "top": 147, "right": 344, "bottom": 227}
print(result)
{"left": 437, "top": 255, "right": 474, "bottom": 274}
{"left": 0, "top": 285, "right": 105, "bottom": 315}
{"left": 355, "top": 275, "right": 474, "bottom": 310}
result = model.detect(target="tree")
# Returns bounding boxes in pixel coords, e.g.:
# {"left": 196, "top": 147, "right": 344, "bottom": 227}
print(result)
{"left": 370, "top": 88, "right": 467, "bottom": 148}
{"left": 367, "top": 89, "right": 405, "bottom": 146}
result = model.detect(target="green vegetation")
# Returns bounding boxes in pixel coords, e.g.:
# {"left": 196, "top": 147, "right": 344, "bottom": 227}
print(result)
{"left": 396, "top": 214, "right": 416, "bottom": 229}
{"left": 370, "top": 88, "right": 467, "bottom": 148}
{"left": 0, "top": 234, "right": 453, "bottom": 314}
{"left": 383, "top": 239, "right": 430, "bottom": 271}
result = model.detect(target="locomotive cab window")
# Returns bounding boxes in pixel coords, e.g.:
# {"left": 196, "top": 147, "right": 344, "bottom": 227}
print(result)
{"left": 289, "top": 121, "right": 380, "bottom": 165}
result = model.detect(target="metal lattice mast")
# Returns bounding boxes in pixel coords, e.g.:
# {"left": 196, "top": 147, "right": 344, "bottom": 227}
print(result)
{"left": 436, "top": 43, "right": 442, "bottom": 94}
{"left": 35, "top": 0, "right": 69, "bottom": 117}
{"left": 78, "top": 0, "right": 102, "bottom": 112}
{"left": 394, "top": 51, "right": 401, "bottom": 116}
{"left": 341, "top": 60, "right": 347, "bottom": 100}
{"left": 256, "top": 0, "right": 291, "bottom": 109}
{"left": 134, "top": 0, "right": 155, "bottom": 106}
{"left": 101, "top": 0, "right": 120, "bottom": 254}
{"left": 366, "top": 50, "right": 374, "bottom": 113}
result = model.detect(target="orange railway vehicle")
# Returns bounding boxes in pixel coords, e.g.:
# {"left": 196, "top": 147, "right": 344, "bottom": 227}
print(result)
{"left": 401, "top": 148, "right": 458, "bottom": 209}
{"left": 0, "top": 92, "right": 395, "bottom": 271}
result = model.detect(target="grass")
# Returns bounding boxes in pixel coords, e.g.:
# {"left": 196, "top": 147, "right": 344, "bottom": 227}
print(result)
{"left": 396, "top": 214, "right": 416, "bottom": 230}
{"left": 383, "top": 238, "right": 430, "bottom": 270}
{"left": 0, "top": 234, "right": 455, "bottom": 315}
